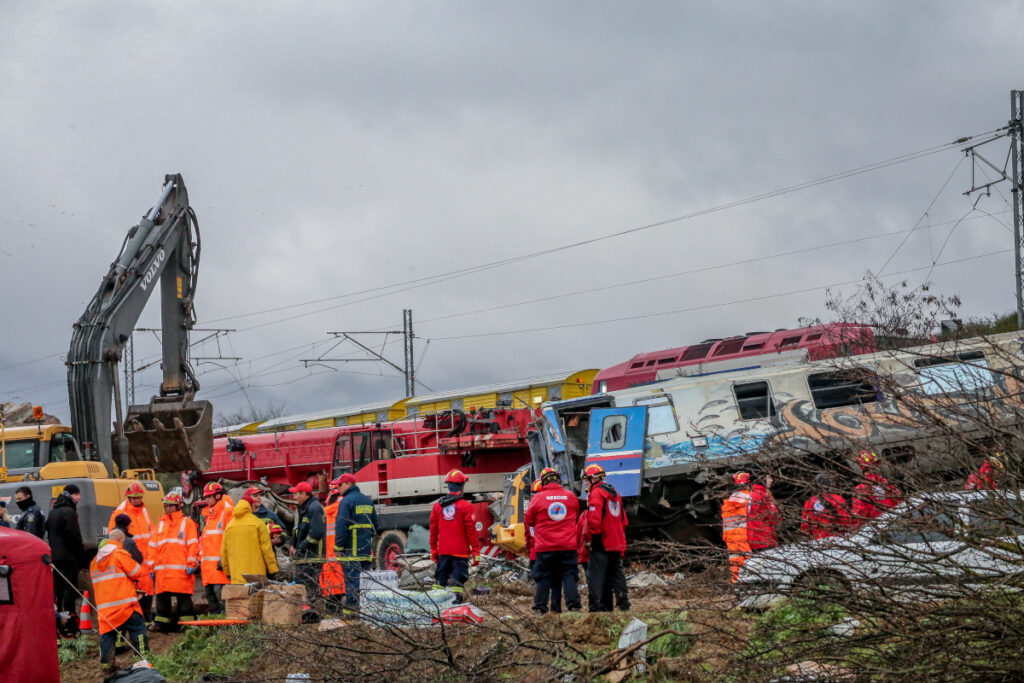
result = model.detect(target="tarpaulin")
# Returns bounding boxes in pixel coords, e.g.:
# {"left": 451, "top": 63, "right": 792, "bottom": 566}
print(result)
{"left": 0, "top": 526, "right": 60, "bottom": 683}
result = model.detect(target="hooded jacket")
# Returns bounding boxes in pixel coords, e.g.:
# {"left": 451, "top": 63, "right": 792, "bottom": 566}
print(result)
{"left": 14, "top": 497, "right": 45, "bottom": 539}
{"left": 46, "top": 492, "right": 85, "bottom": 563}
{"left": 89, "top": 540, "right": 145, "bottom": 634}
{"left": 222, "top": 500, "right": 278, "bottom": 584}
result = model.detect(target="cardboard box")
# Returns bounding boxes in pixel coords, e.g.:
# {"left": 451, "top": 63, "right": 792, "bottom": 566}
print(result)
{"left": 261, "top": 584, "right": 306, "bottom": 626}
{"left": 223, "top": 584, "right": 263, "bottom": 621}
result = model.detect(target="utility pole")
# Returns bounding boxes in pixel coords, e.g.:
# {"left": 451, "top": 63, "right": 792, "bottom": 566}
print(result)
{"left": 1010, "top": 90, "right": 1024, "bottom": 326}
{"left": 301, "top": 310, "right": 423, "bottom": 397}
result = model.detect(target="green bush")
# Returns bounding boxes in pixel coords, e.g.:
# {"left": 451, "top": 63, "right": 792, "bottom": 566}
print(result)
{"left": 148, "top": 625, "right": 261, "bottom": 682}
{"left": 744, "top": 598, "right": 848, "bottom": 668}
{"left": 58, "top": 635, "right": 96, "bottom": 665}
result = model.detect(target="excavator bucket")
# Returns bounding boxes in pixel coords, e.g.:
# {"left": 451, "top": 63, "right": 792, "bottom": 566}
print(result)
{"left": 123, "top": 399, "right": 214, "bottom": 472}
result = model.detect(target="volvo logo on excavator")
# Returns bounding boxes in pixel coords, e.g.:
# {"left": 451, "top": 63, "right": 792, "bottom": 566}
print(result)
{"left": 140, "top": 248, "right": 166, "bottom": 291}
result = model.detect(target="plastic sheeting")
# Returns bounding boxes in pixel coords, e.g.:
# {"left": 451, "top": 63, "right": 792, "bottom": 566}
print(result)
{"left": 0, "top": 526, "right": 59, "bottom": 683}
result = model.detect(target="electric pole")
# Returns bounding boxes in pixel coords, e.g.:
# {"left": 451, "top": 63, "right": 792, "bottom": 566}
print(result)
{"left": 1010, "top": 90, "right": 1024, "bottom": 326}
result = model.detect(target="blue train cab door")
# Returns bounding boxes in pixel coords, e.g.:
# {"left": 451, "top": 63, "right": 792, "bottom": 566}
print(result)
{"left": 585, "top": 407, "right": 647, "bottom": 497}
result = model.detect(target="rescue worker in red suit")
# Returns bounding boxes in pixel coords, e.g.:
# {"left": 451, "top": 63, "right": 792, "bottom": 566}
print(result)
{"left": 966, "top": 454, "right": 1002, "bottom": 490}
{"left": 524, "top": 467, "right": 581, "bottom": 613}
{"left": 851, "top": 451, "right": 903, "bottom": 525}
{"left": 429, "top": 469, "right": 480, "bottom": 603}
{"left": 148, "top": 492, "right": 200, "bottom": 632}
{"left": 748, "top": 474, "right": 781, "bottom": 551}
{"left": 526, "top": 479, "right": 562, "bottom": 611}
{"left": 721, "top": 472, "right": 754, "bottom": 583}
{"left": 198, "top": 482, "right": 234, "bottom": 615}
{"left": 801, "top": 473, "right": 853, "bottom": 540}
{"left": 581, "top": 464, "right": 630, "bottom": 612}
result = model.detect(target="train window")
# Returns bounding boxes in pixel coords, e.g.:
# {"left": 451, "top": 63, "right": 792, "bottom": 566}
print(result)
{"left": 633, "top": 395, "right": 679, "bottom": 436}
{"left": 742, "top": 343, "right": 765, "bottom": 351}
{"left": 629, "top": 361, "right": 645, "bottom": 369}
{"left": 779, "top": 335, "right": 802, "bottom": 348}
{"left": 645, "top": 360, "right": 655, "bottom": 367}
{"left": 680, "top": 343, "right": 714, "bottom": 362}
{"left": 713, "top": 338, "right": 745, "bottom": 357}
{"left": 600, "top": 415, "right": 628, "bottom": 450}
{"left": 733, "top": 381, "right": 776, "bottom": 420}
{"left": 656, "top": 356, "right": 676, "bottom": 365}
{"left": 805, "top": 333, "right": 823, "bottom": 342}
{"left": 914, "top": 352, "right": 993, "bottom": 395}
{"left": 807, "top": 370, "right": 880, "bottom": 409}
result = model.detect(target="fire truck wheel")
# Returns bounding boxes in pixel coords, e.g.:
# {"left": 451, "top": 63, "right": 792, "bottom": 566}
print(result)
{"left": 374, "top": 530, "right": 407, "bottom": 571}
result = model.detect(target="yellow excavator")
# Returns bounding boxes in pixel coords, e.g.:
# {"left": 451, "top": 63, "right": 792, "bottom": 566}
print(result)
{"left": 0, "top": 174, "right": 213, "bottom": 550}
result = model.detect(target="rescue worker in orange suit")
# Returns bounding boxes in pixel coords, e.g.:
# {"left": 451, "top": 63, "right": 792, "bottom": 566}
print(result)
{"left": 113, "top": 514, "right": 154, "bottom": 620}
{"left": 91, "top": 528, "right": 149, "bottom": 663}
{"left": 721, "top": 472, "right": 754, "bottom": 583}
{"left": 148, "top": 492, "right": 199, "bottom": 632}
{"left": 526, "top": 479, "right": 563, "bottom": 612}
{"left": 851, "top": 451, "right": 903, "bottom": 526}
{"left": 429, "top": 469, "right": 481, "bottom": 603}
{"left": 319, "top": 477, "right": 346, "bottom": 609}
{"left": 966, "top": 454, "right": 1003, "bottom": 490}
{"left": 108, "top": 482, "right": 155, "bottom": 621}
{"left": 524, "top": 467, "right": 581, "bottom": 613}
{"left": 582, "top": 464, "right": 630, "bottom": 612}
{"left": 199, "top": 482, "right": 234, "bottom": 614}
{"left": 747, "top": 474, "right": 781, "bottom": 551}
{"left": 801, "top": 472, "right": 853, "bottom": 540}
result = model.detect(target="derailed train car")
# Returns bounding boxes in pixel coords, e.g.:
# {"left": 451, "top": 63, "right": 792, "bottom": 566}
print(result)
{"left": 493, "top": 331, "right": 1024, "bottom": 548}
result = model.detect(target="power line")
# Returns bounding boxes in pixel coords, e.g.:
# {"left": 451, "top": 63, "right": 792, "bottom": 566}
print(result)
{"left": 200, "top": 129, "right": 1006, "bottom": 329}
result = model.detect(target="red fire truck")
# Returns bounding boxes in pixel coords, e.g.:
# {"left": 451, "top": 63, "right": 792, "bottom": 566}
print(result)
{"left": 196, "top": 408, "right": 537, "bottom": 568}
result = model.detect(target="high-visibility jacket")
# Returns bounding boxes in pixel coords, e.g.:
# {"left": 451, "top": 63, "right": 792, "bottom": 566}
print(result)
{"left": 429, "top": 493, "right": 480, "bottom": 558}
{"left": 721, "top": 487, "right": 753, "bottom": 583}
{"left": 319, "top": 497, "right": 345, "bottom": 597}
{"left": 89, "top": 540, "right": 145, "bottom": 634}
{"left": 108, "top": 500, "right": 154, "bottom": 564}
{"left": 200, "top": 496, "right": 234, "bottom": 586}
{"left": 222, "top": 500, "right": 279, "bottom": 584}
{"left": 852, "top": 472, "right": 902, "bottom": 523}
{"left": 524, "top": 483, "right": 579, "bottom": 553}
{"left": 148, "top": 510, "right": 199, "bottom": 594}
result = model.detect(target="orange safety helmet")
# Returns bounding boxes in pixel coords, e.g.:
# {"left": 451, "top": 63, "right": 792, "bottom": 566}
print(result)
{"left": 125, "top": 482, "right": 145, "bottom": 498}
{"left": 733, "top": 472, "right": 751, "bottom": 485}
{"left": 582, "top": 463, "right": 606, "bottom": 480}
{"left": 530, "top": 479, "right": 543, "bottom": 493}
{"left": 857, "top": 451, "right": 879, "bottom": 467}
{"left": 162, "top": 492, "right": 184, "bottom": 506}
{"left": 445, "top": 469, "right": 469, "bottom": 485}
{"left": 202, "top": 482, "right": 224, "bottom": 497}
{"left": 538, "top": 467, "right": 560, "bottom": 485}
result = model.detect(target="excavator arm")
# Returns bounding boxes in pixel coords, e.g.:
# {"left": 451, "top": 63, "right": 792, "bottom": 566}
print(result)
{"left": 67, "top": 174, "right": 212, "bottom": 475}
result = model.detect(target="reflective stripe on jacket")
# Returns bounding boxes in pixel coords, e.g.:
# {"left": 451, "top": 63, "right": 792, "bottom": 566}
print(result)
{"left": 334, "top": 485, "right": 377, "bottom": 561}
{"left": 200, "top": 496, "right": 234, "bottom": 585}
{"left": 721, "top": 488, "right": 751, "bottom": 544}
{"left": 89, "top": 540, "right": 144, "bottom": 634}
{"left": 108, "top": 500, "right": 154, "bottom": 563}
{"left": 148, "top": 510, "right": 199, "bottom": 594}
{"left": 319, "top": 497, "right": 345, "bottom": 596}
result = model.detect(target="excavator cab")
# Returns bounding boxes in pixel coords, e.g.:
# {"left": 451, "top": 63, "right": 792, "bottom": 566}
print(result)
{"left": 124, "top": 398, "right": 214, "bottom": 472}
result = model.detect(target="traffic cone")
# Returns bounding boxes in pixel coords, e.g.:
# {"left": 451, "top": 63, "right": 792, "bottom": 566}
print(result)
{"left": 79, "top": 591, "right": 94, "bottom": 631}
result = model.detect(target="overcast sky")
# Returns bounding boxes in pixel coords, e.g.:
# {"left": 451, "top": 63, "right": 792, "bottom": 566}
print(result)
{"left": 2, "top": 1, "right": 1022, "bottom": 425}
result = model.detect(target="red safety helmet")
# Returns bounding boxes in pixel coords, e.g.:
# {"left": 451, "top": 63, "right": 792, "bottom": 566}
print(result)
{"left": 162, "top": 492, "right": 184, "bottom": 506}
{"left": 582, "top": 464, "right": 606, "bottom": 480}
{"left": 202, "top": 482, "right": 224, "bottom": 497}
{"left": 268, "top": 521, "right": 283, "bottom": 537}
{"left": 857, "top": 451, "right": 879, "bottom": 467}
{"left": 538, "top": 467, "right": 560, "bottom": 485}
{"left": 445, "top": 469, "right": 468, "bottom": 485}
{"left": 125, "top": 482, "right": 145, "bottom": 498}
{"left": 733, "top": 472, "right": 751, "bottom": 485}
{"left": 530, "top": 479, "right": 543, "bottom": 493}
